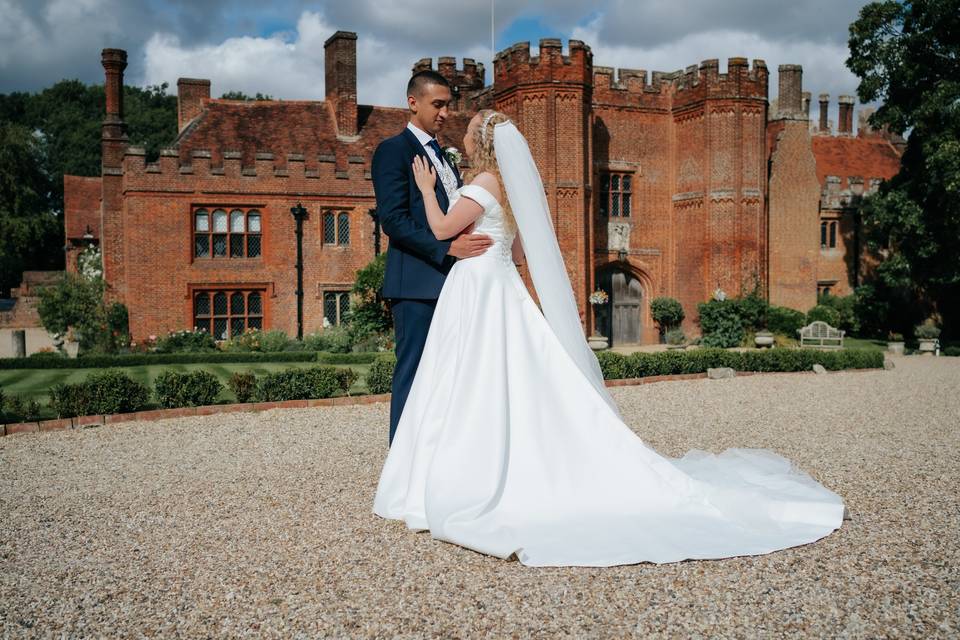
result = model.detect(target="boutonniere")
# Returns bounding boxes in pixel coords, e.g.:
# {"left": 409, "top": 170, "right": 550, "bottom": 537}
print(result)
{"left": 444, "top": 146, "right": 462, "bottom": 166}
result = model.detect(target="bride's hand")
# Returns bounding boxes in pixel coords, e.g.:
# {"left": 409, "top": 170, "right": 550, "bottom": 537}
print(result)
{"left": 411, "top": 156, "right": 436, "bottom": 193}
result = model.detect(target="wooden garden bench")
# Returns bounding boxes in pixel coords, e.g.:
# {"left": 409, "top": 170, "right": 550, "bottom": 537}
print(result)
{"left": 797, "top": 321, "right": 845, "bottom": 349}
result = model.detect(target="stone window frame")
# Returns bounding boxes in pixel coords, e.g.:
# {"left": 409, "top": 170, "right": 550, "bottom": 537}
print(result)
{"left": 193, "top": 206, "right": 263, "bottom": 260}
{"left": 322, "top": 290, "right": 351, "bottom": 326}
{"left": 817, "top": 281, "right": 838, "bottom": 298}
{"left": 192, "top": 288, "right": 266, "bottom": 340}
{"left": 599, "top": 171, "right": 633, "bottom": 218}
{"left": 820, "top": 218, "right": 839, "bottom": 250}
{"left": 322, "top": 209, "right": 351, "bottom": 246}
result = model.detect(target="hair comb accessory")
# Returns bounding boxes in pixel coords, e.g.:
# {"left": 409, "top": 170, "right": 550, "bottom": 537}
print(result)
{"left": 480, "top": 111, "right": 498, "bottom": 144}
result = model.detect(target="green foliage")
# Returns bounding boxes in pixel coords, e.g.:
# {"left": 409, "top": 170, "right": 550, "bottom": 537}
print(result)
{"left": 736, "top": 291, "right": 769, "bottom": 331}
{"left": 316, "top": 352, "right": 379, "bottom": 365}
{"left": 252, "top": 366, "right": 356, "bottom": 402}
{"left": 847, "top": 0, "right": 960, "bottom": 338}
{"left": 48, "top": 369, "right": 150, "bottom": 417}
{"left": 944, "top": 346, "right": 960, "bottom": 357}
{"left": 767, "top": 306, "right": 807, "bottom": 337}
{"left": 594, "top": 348, "right": 884, "bottom": 380}
{"left": 914, "top": 320, "right": 941, "bottom": 339}
{"left": 697, "top": 300, "right": 745, "bottom": 348}
{"left": 317, "top": 326, "right": 353, "bottom": 354}
{"left": 220, "top": 91, "right": 274, "bottom": 101}
{"left": 154, "top": 329, "right": 218, "bottom": 354}
{"left": 806, "top": 304, "right": 841, "bottom": 327}
{"left": 665, "top": 328, "right": 686, "bottom": 345}
{"left": 347, "top": 253, "right": 393, "bottom": 342}
{"left": 366, "top": 355, "right": 397, "bottom": 394}
{"left": 221, "top": 329, "right": 291, "bottom": 352}
{"left": 227, "top": 371, "right": 257, "bottom": 403}
{"left": 0, "top": 350, "right": 337, "bottom": 370}
{"left": 817, "top": 293, "right": 860, "bottom": 334}
{"left": 154, "top": 370, "right": 223, "bottom": 408}
{"left": 4, "top": 394, "right": 26, "bottom": 421}
{"left": 649, "top": 297, "right": 685, "bottom": 331}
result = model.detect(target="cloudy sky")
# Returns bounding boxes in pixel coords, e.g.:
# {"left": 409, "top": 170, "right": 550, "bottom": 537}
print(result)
{"left": 1, "top": 0, "right": 874, "bottom": 124}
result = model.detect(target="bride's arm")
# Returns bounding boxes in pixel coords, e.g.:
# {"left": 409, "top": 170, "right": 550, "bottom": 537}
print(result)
{"left": 411, "top": 158, "right": 499, "bottom": 240}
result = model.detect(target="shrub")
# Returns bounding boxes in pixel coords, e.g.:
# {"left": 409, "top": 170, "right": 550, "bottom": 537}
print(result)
{"left": 818, "top": 293, "right": 859, "bottom": 334}
{"left": 49, "top": 382, "right": 94, "bottom": 418}
{"left": 324, "top": 326, "right": 354, "bottom": 354}
{"left": 665, "top": 328, "right": 686, "bottom": 345}
{"left": 25, "top": 399, "right": 41, "bottom": 420}
{"left": 650, "top": 297, "right": 685, "bottom": 332}
{"left": 767, "top": 305, "right": 806, "bottom": 336}
{"left": 943, "top": 346, "right": 960, "bottom": 357}
{"left": 228, "top": 371, "right": 257, "bottom": 403}
{"left": 222, "top": 328, "right": 291, "bottom": 352}
{"left": 914, "top": 320, "right": 941, "bottom": 339}
{"left": 736, "top": 291, "right": 769, "bottom": 332}
{"left": 83, "top": 370, "right": 150, "bottom": 414}
{"left": 5, "top": 394, "right": 26, "bottom": 420}
{"left": 697, "top": 299, "right": 745, "bottom": 348}
{"left": 28, "top": 350, "right": 64, "bottom": 359}
{"left": 154, "top": 329, "right": 217, "bottom": 353}
{"left": 806, "top": 304, "right": 841, "bottom": 327}
{"left": 252, "top": 366, "right": 356, "bottom": 402}
{"left": 154, "top": 370, "right": 223, "bottom": 408}
{"left": 596, "top": 351, "right": 626, "bottom": 379}
{"left": 347, "top": 253, "right": 393, "bottom": 340}
{"left": 366, "top": 355, "right": 397, "bottom": 394}
{"left": 0, "top": 350, "right": 325, "bottom": 370}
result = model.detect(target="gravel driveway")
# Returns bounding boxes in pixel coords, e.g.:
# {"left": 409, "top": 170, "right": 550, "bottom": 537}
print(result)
{"left": 2, "top": 356, "right": 958, "bottom": 638}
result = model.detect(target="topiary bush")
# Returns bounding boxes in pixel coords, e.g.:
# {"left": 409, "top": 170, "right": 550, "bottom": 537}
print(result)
{"left": 48, "top": 370, "right": 150, "bottom": 417}
{"left": 228, "top": 371, "right": 257, "bottom": 403}
{"left": 650, "top": 297, "right": 685, "bottom": 333}
{"left": 595, "top": 351, "right": 626, "bottom": 379}
{"left": 154, "top": 370, "right": 223, "bottom": 408}
{"left": 366, "top": 355, "right": 397, "bottom": 394}
{"left": 252, "top": 366, "right": 357, "bottom": 402}
{"left": 697, "top": 299, "right": 745, "bottom": 348}
{"left": 49, "top": 382, "right": 94, "bottom": 418}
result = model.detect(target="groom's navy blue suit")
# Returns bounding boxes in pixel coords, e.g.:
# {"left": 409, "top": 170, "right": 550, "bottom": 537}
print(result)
{"left": 372, "top": 126, "right": 462, "bottom": 445}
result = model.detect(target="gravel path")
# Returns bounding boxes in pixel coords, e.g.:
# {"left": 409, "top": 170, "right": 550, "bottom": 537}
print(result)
{"left": 2, "top": 356, "right": 958, "bottom": 638}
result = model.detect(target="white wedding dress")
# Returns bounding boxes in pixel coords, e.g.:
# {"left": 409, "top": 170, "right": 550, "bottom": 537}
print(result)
{"left": 373, "top": 125, "right": 844, "bottom": 567}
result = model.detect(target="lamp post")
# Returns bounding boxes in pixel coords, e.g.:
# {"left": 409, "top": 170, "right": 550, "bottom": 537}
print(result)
{"left": 290, "top": 202, "right": 308, "bottom": 340}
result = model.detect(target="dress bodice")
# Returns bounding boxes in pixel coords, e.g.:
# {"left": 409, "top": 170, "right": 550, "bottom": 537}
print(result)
{"left": 452, "top": 184, "right": 516, "bottom": 264}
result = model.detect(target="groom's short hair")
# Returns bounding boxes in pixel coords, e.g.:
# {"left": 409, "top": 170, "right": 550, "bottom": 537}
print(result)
{"left": 407, "top": 70, "right": 451, "bottom": 98}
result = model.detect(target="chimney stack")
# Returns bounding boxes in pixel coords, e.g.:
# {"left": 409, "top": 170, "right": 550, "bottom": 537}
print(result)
{"left": 325, "top": 31, "right": 358, "bottom": 138}
{"left": 802, "top": 91, "right": 811, "bottom": 118}
{"left": 838, "top": 95, "right": 855, "bottom": 134}
{"left": 101, "top": 48, "right": 128, "bottom": 168}
{"left": 177, "top": 78, "right": 211, "bottom": 132}
{"left": 777, "top": 64, "right": 803, "bottom": 118}
{"left": 818, "top": 93, "right": 830, "bottom": 133}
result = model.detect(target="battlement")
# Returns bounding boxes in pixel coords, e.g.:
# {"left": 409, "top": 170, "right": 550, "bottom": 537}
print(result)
{"left": 592, "top": 58, "right": 768, "bottom": 106}
{"left": 120, "top": 146, "right": 373, "bottom": 192}
{"left": 494, "top": 39, "right": 593, "bottom": 88}
{"left": 412, "top": 56, "right": 485, "bottom": 110}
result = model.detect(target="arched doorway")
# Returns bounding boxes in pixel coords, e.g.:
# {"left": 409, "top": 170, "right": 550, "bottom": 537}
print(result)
{"left": 596, "top": 267, "right": 643, "bottom": 345}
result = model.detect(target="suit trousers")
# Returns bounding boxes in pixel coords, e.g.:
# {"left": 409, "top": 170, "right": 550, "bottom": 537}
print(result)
{"left": 389, "top": 298, "right": 437, "bottom": 445}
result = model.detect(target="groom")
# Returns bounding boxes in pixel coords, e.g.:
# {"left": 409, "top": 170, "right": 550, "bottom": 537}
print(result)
{"left": 372, "top": 70, "right": 493, "bottom": 445}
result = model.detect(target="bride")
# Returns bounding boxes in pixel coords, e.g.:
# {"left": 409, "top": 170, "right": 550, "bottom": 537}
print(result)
{"left": 372, "top": 110, "right": 845, "bottom": 567}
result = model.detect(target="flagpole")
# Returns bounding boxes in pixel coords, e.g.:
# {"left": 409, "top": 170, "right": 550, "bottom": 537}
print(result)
{"left": 491, "top": 0, "right": 495, "bottom": 62}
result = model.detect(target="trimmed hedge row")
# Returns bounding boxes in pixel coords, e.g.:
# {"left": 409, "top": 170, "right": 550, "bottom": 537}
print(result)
{"left": 366, "top": 355, "right": 397, "bottom": 394}
{"left": 596, "top": 348, "right": 884, "bottom": 379}
{"left": 0, "top": 350, "right": 379, "bottom": 370}
{"left": 45, "top": 365, "right": 358, "bottom": 418}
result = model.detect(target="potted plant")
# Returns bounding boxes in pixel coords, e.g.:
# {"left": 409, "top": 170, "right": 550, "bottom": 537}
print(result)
{"left": 587, "top": 289, "right": 610, "bottom": 350}
{"left": 887, "top": 332, "right": 905, "bottom": 355}
{"left": 650, "top": 297, "right": 685, "bottom": 344}
{"left": 914, "top": 321, "right": 941, "bottom": 355}
{"left": 754, "top": 330, "right": 775, "bottom": 348}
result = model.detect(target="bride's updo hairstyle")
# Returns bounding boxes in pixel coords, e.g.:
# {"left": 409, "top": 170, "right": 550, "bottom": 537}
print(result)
{"left": 464, "top": 109, "right": 516, "bottom": 231}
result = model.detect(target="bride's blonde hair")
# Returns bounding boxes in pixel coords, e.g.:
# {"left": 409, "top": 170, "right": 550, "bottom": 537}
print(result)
{"left": 463, "top": 109, "right": 516, "bottom": 231}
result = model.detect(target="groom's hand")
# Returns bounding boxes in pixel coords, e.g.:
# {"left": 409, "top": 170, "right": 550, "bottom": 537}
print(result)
{"left": 448, "top": 233, "right": 493, "bottom": 259}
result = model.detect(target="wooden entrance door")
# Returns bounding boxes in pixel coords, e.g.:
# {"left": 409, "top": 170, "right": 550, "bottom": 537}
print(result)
{"left": 611, "top": 271, "right": 642, "bottom": 344}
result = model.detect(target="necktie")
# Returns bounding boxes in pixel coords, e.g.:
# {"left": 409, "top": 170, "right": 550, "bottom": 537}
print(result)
{"left": 426, "top": 139, "right": 446, "bottom": 167}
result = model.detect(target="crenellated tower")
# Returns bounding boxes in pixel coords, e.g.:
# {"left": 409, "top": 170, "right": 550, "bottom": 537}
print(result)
{"left": 412, "top": 57, "right": 486, "bottom": 111}
{"left": 492, "top": 39, "right": 595, "bottom": 319}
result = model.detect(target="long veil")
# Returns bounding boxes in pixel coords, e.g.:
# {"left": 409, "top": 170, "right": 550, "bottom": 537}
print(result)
{"left": 493, "top": 121, "right": 621, "bottom": 416}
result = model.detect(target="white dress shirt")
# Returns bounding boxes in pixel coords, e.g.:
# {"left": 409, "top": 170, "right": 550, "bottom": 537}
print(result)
{"left": 406, "top": 121, "right": 459, "bottom": 201}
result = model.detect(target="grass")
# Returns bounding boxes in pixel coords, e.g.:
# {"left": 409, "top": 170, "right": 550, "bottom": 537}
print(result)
{"left": 0, "top": 362, "right": 371, "bottom": 421}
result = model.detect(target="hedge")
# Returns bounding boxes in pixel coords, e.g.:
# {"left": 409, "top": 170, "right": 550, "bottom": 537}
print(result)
{"left": 0, "top": 350, "right": 380, "bottom": 370}
{"left": 366, "top": 355, "right": 397, "bottom": 394}
{"left": 252, "top": 366, "right": 358, "bottom": 402}
{"left": 154, "top": 370, "right": 223, "bottom": 408}
{"left": 49, "top": 370, "right": 150, "bottom": 418}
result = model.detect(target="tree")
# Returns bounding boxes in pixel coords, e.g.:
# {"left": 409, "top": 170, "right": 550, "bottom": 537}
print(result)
{"left": 220, "top": 91, "right": 274, "bottom": 101}
{"left": 847, "top": 0, "right": 960, "bottom": 337}
{"left": 347, "top": 253, "right": 392, "bottom": 340}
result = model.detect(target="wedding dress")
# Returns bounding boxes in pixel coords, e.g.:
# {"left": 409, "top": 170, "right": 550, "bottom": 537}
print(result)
{"left": 372, "top": 123, "right": 844, "bottom": 567}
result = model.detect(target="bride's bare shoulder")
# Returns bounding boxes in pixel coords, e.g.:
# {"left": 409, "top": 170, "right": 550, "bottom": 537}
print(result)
{"left": 468, "top": 172, "right": 503, "bottom": 203}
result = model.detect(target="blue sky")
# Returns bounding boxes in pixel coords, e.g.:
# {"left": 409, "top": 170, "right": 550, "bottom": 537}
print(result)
{"left": 0, "top": 0, "right": 874, "bottom": 124}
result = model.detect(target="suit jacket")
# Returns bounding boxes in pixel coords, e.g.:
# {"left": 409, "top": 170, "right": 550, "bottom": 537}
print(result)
{"left": 372, "top": 127, "right": 463, "bottom": 300}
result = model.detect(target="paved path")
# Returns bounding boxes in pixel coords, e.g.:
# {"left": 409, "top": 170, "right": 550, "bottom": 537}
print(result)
{"left": 1, "top": 356, "right": 957, "bottom": 637}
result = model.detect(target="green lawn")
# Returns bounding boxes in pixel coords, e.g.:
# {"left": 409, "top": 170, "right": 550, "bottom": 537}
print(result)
{"left": 1, "top": 362, "right": 371, "bottom": 420}
{"left": 843, "top": 337, "right": 889, "bottom": 351}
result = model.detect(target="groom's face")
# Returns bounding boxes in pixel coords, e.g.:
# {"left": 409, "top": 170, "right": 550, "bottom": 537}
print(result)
{"left": 408, "top": 82, "right": 452, "bottom": 136}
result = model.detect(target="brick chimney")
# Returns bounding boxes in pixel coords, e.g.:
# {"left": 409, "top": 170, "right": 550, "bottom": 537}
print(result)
{"left": 777, "top": 64, "right": 803, "bottom": 118}
{"left": 818, "top": 93, "right": 830, "bottom": 133}
{"left": 177, "top": 78, "right": 210, "bottom": 132}
{"left": 101, "top": 48, "right": 128, "bottom": 168}
{"left": 838, "top": 95, "right": 855, "bottom": 135}
{"left": 802, "top": 91, "right": 811, "bottom": 118}
{"left": 325, "top": 31, "right": 358, "bottom": 138}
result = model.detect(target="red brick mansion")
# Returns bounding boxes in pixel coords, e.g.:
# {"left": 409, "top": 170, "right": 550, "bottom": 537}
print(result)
{"left": 63, "top": 31, "right": 902, "bottom": 346}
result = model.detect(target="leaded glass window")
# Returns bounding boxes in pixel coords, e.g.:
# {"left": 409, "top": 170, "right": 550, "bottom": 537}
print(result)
{"left": 338, "top": 212, "right": 350, "bottom": 245}
{"left": 323, "top": 291, "right": 350, "bottom": 326}
{"left": 194, "top": 207, "right": 263, "bottom": 259}
{"left": 323, "top": 212, "right": 336, "bottom": 244}
{"left": 193, "top": 289, "right": 265, "bottom": 339}
{"left": 599, "top": 172, "right": 632, "bottom": 218}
